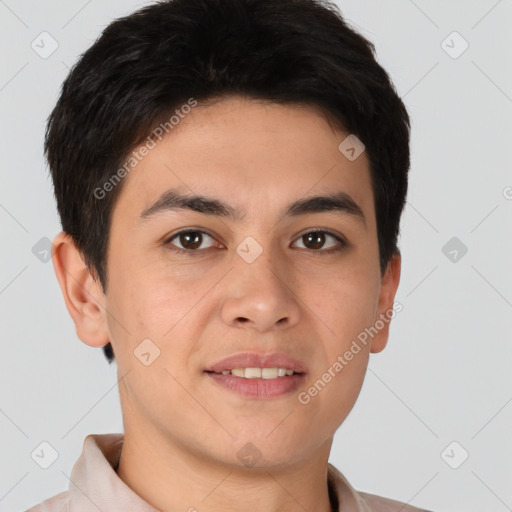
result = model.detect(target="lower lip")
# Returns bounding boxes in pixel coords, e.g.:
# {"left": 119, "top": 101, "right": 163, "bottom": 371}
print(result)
{"left": 205, "top": 372, "right": 306, "bottom": 398}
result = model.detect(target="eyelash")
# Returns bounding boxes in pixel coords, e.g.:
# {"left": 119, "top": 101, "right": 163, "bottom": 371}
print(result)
{"left": 163, "top": 228, "right": 348, "bottom": 257}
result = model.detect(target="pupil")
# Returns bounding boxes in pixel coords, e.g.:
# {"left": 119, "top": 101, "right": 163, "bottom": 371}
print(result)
{"left": 305, "top": 232, "right": 324, "bottom": 249}
{"left": 181, "top": 231, "right": 202, "bottom": 250}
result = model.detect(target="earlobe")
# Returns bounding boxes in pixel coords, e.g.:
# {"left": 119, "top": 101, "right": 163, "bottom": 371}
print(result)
{"left": 370, "top": 252, "right": 401, "bottom": 354}
{"left": 51, "top": 231, "right": 110, "bottom": 348}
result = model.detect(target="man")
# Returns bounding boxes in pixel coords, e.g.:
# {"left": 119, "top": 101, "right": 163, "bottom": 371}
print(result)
{"left": 27, "top": 0, "right": 433, "bottom": 510}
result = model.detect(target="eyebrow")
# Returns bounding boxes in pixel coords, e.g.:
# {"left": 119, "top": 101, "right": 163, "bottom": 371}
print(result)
{"left": 138, "top": 187, "right": 366, "bottom": 227}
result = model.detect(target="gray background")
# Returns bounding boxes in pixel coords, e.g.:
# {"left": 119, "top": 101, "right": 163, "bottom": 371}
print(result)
{"left": 0, "top": 1, "right": 511, "bottom": 511}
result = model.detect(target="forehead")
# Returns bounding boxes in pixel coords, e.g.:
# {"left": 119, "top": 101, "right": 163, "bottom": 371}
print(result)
{"left": 112, "top": 96, "right": 374, "bottom": 225}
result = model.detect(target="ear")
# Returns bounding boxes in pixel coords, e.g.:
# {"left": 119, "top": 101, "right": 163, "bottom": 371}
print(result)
{"left": 51, "top": 231, "right": 110, "bottom": 348}
{"left": 370, "top": 252, "right": 401, "bottom": 354}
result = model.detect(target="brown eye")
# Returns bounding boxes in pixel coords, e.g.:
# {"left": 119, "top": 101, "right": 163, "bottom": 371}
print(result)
{"left": 303, "top": 232, "right": 326, "bottom": 250}
{"left": 164, "top": 228, "right": 347, "bottom": 256}
{"left": 165, "top": 230, "right": 218, "bottom": 254}
{"left": 176, "top": 231, "right": 203, "bottom": 250}
{"left": 293, "top": 230, "right": 347, "bottom": 252}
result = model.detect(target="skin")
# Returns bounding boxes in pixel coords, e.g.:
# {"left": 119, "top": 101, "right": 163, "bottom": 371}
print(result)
{"left": 52, "top": 95, "right": 401, "bottom": 512}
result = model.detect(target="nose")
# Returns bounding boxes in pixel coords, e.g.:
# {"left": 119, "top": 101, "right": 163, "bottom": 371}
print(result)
{"left": 219, "top": 251, "right": 302, "bottom": 333}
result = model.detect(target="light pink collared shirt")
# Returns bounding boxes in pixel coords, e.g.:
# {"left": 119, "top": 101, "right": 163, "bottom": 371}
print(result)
{"left": 26, "top": 433, "right": 433, "bottom": 512}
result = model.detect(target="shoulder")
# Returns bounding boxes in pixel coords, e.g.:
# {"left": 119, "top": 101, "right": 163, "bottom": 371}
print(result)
{"left": 327, "top": 463, "right": 434, "bottom": 512}
{"left": 25, "top": 491, "right": 69, "bottom": 512}
{"left": 358, "top": 490, "right": 434, "bottom": 512}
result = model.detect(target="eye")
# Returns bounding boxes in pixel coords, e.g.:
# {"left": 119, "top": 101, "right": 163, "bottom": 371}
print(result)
{"left": 164, "top": 229, "right": 221, "bottom": 256}
{"left": 292, "top": 230, "right": 347, "bottom": 253}
{"left": 164, "top": 228, "right": 348, "bottom": 256}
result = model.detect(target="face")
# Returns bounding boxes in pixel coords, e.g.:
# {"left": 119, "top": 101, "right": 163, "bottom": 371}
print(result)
{"left": 56, "top": 95, "right": 400, "bottom": 468}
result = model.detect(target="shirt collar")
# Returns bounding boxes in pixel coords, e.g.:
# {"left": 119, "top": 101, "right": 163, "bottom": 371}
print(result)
{"left": 68, "top": 433, "right": 369, "bottom": 512}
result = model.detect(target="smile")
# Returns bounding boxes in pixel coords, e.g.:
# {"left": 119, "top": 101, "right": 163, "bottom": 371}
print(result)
{"left": 209, "top": 367, "right": 298, "bottom": 379}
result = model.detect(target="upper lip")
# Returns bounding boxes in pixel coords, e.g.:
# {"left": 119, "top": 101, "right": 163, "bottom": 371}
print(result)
{"left": 205, "top": 352, "right": 307, "bottom": 374}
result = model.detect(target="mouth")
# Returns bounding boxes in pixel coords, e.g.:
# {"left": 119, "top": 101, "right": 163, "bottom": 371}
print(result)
{"left": 204, "top": 352, "right": 307, "bottom": 398}
{"left": 205, "top": 367, "right": 302, "bottom": 379}
{"left": 204, "top": 351, "right": 307, "bottom": 375}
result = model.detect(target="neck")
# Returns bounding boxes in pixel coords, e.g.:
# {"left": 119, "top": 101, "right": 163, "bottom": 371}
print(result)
{"left": 116, "top": 425, "right": 335, "bottom": 512}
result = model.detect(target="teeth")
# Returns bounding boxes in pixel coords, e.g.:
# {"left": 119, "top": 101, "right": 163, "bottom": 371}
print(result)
{"left": 245, "top": 368, "right": 262, "bottom": 379}
{"left": 218, "top": 367, "right": 297, "bottom": 379}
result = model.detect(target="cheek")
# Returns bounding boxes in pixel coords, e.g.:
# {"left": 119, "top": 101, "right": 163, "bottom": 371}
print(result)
{"left": 106, "top": 264, "right": 215, "bottom": 378}
{"left": 306, "top": 269, "right": 379, "bottom": 410}
{"left": 311, "top": 269, "right": 380, "bottom": 335}
{"left": 107, "top": 247, "right": 184, "bottom": 325}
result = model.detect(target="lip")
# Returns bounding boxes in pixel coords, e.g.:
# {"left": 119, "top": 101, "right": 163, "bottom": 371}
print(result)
{"left": 204, "top": 351, "right": 308, "bottom": 399}
{"left": 204, "top": 351, "right": 308, "bottom": 374}
{"left": 206, "top": 372, "right": 305, "bottom": 398}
